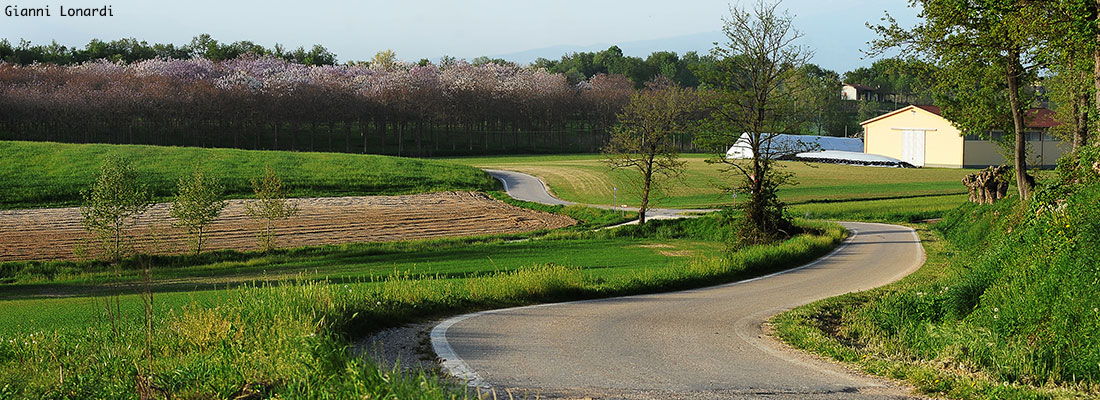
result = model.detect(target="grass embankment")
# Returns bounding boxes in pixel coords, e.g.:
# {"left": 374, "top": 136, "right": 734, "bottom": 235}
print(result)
{"left": 0, "top": 215, "right": 846, "bottom": 398}
{"left": 774, "top": 157, "right": 1100, "bottom": 399}
{"left": 450, "top": 153, "right": 973, "bottom": 221}
{"left": 0, "top": 140, "right": 497, "bottom": 209}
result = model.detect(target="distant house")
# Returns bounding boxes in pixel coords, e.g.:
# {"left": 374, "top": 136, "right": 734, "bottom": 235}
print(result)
{"left": 841, "top": 83, "right": 884, "bottom": 102}
{"left": 861, "top": 105, "right": 1065, "bottom": 168}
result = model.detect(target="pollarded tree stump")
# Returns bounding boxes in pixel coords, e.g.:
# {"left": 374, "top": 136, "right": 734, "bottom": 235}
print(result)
{"left": 962, "top": 165, "right": 1009, "bottom": 205}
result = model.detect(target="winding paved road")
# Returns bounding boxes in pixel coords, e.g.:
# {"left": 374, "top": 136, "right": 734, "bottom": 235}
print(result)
{"left": 433, "top": 170, "right": 924, "bottom": 399}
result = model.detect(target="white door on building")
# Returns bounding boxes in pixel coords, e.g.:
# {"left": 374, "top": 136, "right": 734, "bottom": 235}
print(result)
{"left": 901, "top": 130, "right": 926, "bottom": 167}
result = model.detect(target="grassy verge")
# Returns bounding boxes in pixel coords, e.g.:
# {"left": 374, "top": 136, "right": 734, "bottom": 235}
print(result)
{"left": 0, "top": 140, "right": 496, "bottom": 209}
{"left": 774, "top": 177, "right": 1100, "bottom": 398}
{"left": 789, "top": 193, "right": 967, "bottom": 223}
{"left": 448, "top": 153, "right": 973, "bottom": 210}
{"left": 0, "top": 216, "right": 846, "bottom": 398}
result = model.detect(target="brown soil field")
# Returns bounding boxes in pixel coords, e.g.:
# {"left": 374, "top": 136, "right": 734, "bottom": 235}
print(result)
{"left": 0, "top": 191, "right": 575, "bottom": 262}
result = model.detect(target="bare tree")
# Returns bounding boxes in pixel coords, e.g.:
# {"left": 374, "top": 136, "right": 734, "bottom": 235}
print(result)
{"left": 694, "top": 0, "right": 812, "bottom": 244}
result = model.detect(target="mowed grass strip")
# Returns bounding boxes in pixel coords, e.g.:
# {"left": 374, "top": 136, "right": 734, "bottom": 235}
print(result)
{"left": 789, "top": 194, "right": 968, "bottom": 222}
{"left": 0, "top": 140, "right": 497, "bottom": 209}
{"left": 449, "top": 153, "right": 974, "bottom": 209}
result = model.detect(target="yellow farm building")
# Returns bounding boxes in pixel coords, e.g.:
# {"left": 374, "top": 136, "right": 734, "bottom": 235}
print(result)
{"left": 862, "top": 105, "right": 1065, "bottom": 168}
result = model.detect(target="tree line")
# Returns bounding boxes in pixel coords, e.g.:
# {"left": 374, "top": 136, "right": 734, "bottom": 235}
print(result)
{"left": 0, "top": 34, "right": 337, "bottom": 66}
{"left": 0, "top": 31, "right": 902, "bottom": 149}
{"left": 0, "top": 57, "right": 644, "bottom": 156}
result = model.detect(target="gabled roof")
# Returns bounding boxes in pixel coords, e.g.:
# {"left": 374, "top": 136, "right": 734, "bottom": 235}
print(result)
{"left": 1025, "top": 108, "right": 1058, "bottom": 129}
{"left": 860, "top": 105, "right": 937, "bottom": 126}
{"left": 914, "top": 105, "right": 941, "bottom": 115}
{"left": 861, "top": 104, "right": 1060, "bottom": 129}
{"left": 843, "top": 83, "right": 878, "bottom": 91}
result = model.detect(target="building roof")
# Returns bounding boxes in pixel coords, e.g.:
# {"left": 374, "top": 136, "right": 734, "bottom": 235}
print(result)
{"left": 860, "top": 104, "right": 1060, "bottom": 129}
{"left": 843, "top": 83, "right": 878, "bottom": 91}
{"left": 1025, "top": 108, "right": 1058, "bottom": 128}
{"left": 914, "top": 105, "right": 941, "bottom": 115}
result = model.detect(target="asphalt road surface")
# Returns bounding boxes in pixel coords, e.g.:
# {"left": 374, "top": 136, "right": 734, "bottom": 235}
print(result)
{"left": 432, "top": 170, "right": 925, "bottom": 399}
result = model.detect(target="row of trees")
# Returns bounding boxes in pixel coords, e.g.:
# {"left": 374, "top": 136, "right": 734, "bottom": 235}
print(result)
{"left": 533, "top": 47, "right": 712, "bottom": 88}
{"left": 82, "top": 156, "right": 298, "bottom": 260}
{"left": 0, "top": 57, "right": 645, "bottom": 156}
{"left": 0, "top": 34, "right": 337, "bottom": 66}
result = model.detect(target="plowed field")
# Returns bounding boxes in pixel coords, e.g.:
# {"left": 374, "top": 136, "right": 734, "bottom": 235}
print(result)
{"left": 0, "top": 191, "right": 575, "bottom": 261}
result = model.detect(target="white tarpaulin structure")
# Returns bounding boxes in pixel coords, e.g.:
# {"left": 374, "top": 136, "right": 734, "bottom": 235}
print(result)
{"left": 793, "top": 150, "right": 912, "bottom": 167}
{"left": 726, "top": 133, "right": 864, "bottom": 159}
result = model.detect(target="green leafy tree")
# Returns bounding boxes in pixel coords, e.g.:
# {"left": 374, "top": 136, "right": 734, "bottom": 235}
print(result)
{"left": 842, "top": 57, "right": 938, "bottom": 106}
{"left": 871, "top": 0, "right": 1047, "bottom": 199}
{"left": 694, "top": 0, "right": 812, "bottom": 244}
{"left": 793, "top": 64, "right": 849, "bottom": 136}
{"left": 1039, "top": 1, "right": 1097, "bottom": 151}
{"left": 80, "top": 155, "right": 152, "bottom": 261}
{"left": 170, "top": 169, "right": 227, "bottom": 254}
{"left": 603, "top": 78, "right": 699, "bottom": 224}
{"left": 371, "top": 49, "right": 398, "bottom": 69}
{"left": 245, "top": 166, "right": 299, "bottom": 251}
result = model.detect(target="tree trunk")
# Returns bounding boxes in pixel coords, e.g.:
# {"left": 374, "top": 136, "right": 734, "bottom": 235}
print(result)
{"left": 415, "top": 121, "right": 423, "bottom": 156}
{"left": 639, "top": 158, "right": 653, "bottom": 225}
{"left": 291, "top": 122, "right": 298, "bottom": 151}
{"left": 378, "top": 119, "right": 387, "bottom": 155}
{"left": 327, "top": 123, "right": 334, "bottom": 152}
{"left": 360, "top": 119, "right": 367, "bottom": 154}
{"left": 398, "top": 121, "right": 405, "bottom": 157}
{"left": 273, "top": 121, "right": 279, "bottom": 151}
{"left": 310, "top": 122, "right": 317, "bottom": 152}
{"left": 1095, "top": 0, "right": 1100, "bottom": 147}
{"left": 1074, "top": 87, "right": 1089, "bottom": 150}
{"left": 1005, "top": 52, "right": 1033, "bottom": 200}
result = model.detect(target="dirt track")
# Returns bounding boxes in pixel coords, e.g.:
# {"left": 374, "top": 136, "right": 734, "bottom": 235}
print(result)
{"left": 0, "top": 191, "right": 575, "bottom": 261}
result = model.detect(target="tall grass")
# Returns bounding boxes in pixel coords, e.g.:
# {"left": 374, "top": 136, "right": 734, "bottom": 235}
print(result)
{"left": 774, "top": 166, "right": 1100, "bottom": 398}
{"left": 0, "top": 217, "right": 846, "bottom": 398}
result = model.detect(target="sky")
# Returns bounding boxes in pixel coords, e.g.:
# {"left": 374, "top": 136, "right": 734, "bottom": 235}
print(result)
{"left": 0, "top": 0, "right": 922, "bottom": 73}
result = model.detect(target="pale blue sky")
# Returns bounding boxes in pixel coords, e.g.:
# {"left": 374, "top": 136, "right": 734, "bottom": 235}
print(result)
{"left": 1, "top": 0, "right": 920, "bottom": 73}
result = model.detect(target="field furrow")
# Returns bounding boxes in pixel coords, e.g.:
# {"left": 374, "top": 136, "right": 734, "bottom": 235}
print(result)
{"left": 0, "top": 191, "right": 574, "bottom": 261}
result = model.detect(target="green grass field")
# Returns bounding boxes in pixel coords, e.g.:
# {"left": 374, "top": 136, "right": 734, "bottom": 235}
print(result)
{"left": 0, "top": 215, "right": 847, "bottom": 398}
{"left": 0, "top": 235, "right": 719, "bottom": 333}
{"left": 0, "top": 142, "right": 1000, "bottom": 397}
{"left": 448, "top": 154, "right": 974, "bottom": 219}
{"left": 0, "top": 140, "right": 497, "bottom": 209}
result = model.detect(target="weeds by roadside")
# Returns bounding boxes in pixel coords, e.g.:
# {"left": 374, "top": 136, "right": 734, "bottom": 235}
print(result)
{"left": 774, "top": 197, "right": 1100, "bottom": 399}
